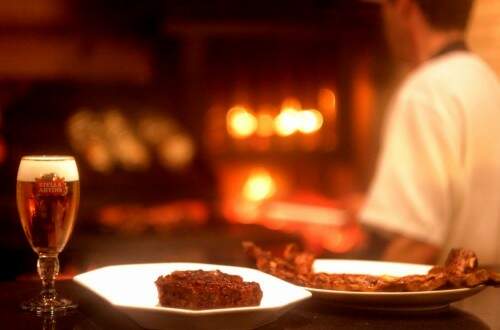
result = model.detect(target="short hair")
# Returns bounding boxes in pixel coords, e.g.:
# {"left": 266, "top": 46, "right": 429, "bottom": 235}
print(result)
{"left": 413, "top": 0, "right": 475, "bottom": 30}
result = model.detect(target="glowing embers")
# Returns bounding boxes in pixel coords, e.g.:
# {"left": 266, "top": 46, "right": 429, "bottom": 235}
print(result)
{"left": 274, "top": 108, "right": 324, "bottom": 136}
{"left": 67, "top": 108, "right": 195, "bottom": 172}
{"left": 297, "top": 110, "right": 323, "bottom": 134}
{"left": 227, "top": 106, "right": 258, "bottom": 138}
{"left": 138, "top": 114, "right": 195, "bottom": 170}
{"left": 255, "top": 112, "right": 274, "bottom": 138}
{"left": 318, "top": 88, "right": 336, "bottom": 117}
{"left": 274, "top": 107, "right": 300, "bottom": 136}
{"left": 224, "top": 91, "right": 334, "bottom": 139}
{"left": 98, "top": 200, "right": 208, "bottom": 234}
{"left": 243, "top": 169, "right": 277, "bottom": 202}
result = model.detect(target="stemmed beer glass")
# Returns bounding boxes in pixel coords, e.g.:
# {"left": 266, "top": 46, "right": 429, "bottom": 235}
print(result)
{"left": 16, "top": 156, "right": 80, "bottom": 314}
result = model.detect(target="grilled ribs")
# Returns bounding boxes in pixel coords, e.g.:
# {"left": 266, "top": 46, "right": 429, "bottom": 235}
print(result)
{"left": 244, "top": 242, "right": 500, "bottom": 292}
{"left": 242, "top": 241, "right": 314, "bottom": 286}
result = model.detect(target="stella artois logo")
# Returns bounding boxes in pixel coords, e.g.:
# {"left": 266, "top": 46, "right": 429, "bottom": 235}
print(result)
{"left": 34, "top": 173, "right": 68, "bottom": 197}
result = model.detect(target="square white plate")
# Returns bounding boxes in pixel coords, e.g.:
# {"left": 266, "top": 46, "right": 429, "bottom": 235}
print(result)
{"left": 74, "top": 263, "right": 311, "bottom": 330}
{"left": 307, "top": 259, "right": 485, "bottom": 311}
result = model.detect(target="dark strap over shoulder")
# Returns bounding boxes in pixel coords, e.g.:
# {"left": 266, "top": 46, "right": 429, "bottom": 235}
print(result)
{"left": 430, "top": 40, "right": 469, "bottom": 60}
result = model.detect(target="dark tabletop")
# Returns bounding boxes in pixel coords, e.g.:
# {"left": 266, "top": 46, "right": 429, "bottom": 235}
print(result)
{"left": 1, "top": 225, "right": 499, "bottom": 330}
{"left": 0, "top": 280, "right": 498, "bottom": 330}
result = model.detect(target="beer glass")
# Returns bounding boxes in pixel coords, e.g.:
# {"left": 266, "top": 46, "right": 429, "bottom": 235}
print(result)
{"left": 16, "top": 156, "right": 80, "bottom": 313}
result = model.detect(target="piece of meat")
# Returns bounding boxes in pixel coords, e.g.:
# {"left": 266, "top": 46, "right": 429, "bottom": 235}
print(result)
{"left": 429, "top": 249, "right": 494, "bottom": 288}
{"left": 487, "top": 271, "right": 500, "bottom": 286}
{"left": 463, "top": 269, "right": 491, "bottom": 287}
{"left": 428, "top": 266, "right": 445, "bottom": 275}
{"left": 283, "top": 243, "right": 315, "bottom": 275}
{"left": 389, "top": 274, "right": 448, "bottom": 292}
{"left": 309, "top": 273, "right": 391, "bottom": 292}
{"left": 444, "top": 248, "right": 478, "bottom": 275}
{"left": 308, "top": 272, "right": 449, "bottom": 292}
{"left": 155, "top": 270, "right": 262, "bottom": 309}
{"left": 243, "top": 242, "right": 500, "bottom": 292}
{"left": 243, "top": 241, "right": 314, "bottom": 285}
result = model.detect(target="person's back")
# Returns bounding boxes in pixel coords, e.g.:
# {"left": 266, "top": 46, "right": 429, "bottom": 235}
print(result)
{"left": 427, "top": 52, "right": 500, "bottom": 263}
{"left": 359, "top": 0, "right": 500, "bottom": 264}
{"left": 369, "top": 50, "right": 500, "bottom": 264}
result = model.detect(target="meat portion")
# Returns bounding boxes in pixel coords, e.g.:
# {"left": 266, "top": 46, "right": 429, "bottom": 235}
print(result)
{"left": 487, "top": 271, "right": 500, "bottom": 286}
{"left": 310, "top": 273, "right": 390, "bottom": 292}
{"left": 429, "top": 248, "right": 491, "bottom": 288}
{"left": 244, "top": 242, "right": 500, "bottom": 292}
{"left": 155, "top": 270, "right": 263, "bottom": 309}
{"left": 386, "top": 274, "right": 448, "bottom": 292}
{"left": 444, "top": 248, "right": 478, "bottom": 275}
{"left": 243, "top": 241, "right": 314, "bottom": 286}
{"left": 463, "top": 269, "right": 490, "bottom": 287}
{"left": 283, "top": 243, "right": 316, "bottom": 276}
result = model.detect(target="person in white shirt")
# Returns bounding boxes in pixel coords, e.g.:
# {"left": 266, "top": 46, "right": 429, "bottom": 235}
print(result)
{"left": 360, "top": 0, "right": 500, "bottom": 264}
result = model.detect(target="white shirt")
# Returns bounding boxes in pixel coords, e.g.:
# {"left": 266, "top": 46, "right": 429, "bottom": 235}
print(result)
{"left": 360, "top": 51, "right": 500, "bottom": 264}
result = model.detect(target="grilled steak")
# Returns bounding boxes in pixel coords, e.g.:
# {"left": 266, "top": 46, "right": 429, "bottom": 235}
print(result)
{"left": 155, "top": 270, "right": 262, "bottom": 309}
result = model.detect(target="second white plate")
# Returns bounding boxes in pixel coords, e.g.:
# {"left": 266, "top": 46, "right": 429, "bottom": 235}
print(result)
{"left": 306, "top": 259, "right": 486, "bottom": 311}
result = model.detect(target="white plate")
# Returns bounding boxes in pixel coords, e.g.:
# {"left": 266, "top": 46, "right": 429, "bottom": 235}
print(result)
{"left": 74, "top": 263, "right": 311, "bottom": 330}
{"left": 306, "top": 259, "right": 486, "bottom": 311}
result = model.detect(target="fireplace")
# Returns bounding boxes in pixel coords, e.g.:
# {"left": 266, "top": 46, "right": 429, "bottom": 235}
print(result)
{"left": 0, "top": 0, "right": 391, "bottom": 280}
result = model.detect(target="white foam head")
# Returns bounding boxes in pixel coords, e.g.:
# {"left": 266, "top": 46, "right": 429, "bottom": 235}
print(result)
{"left": 17, "top": 156, "right": 79, "bottom": 182}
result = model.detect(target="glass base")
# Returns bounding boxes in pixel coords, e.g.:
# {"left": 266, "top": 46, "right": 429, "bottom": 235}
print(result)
{"left": 21, "top": 296, "right": 77, "bottom": 314}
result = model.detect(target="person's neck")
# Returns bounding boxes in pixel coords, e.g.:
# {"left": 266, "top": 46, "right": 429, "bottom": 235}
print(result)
{"left": 413, "top": 28, "right": 465, "bottom": 64}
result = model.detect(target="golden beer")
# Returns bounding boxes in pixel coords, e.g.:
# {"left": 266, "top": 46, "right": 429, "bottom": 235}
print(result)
{"left": 16, "top": 155, "right": 80, "bottom": 313}
{"left": 16, "top": 180, "right": 79, "bottom": 254}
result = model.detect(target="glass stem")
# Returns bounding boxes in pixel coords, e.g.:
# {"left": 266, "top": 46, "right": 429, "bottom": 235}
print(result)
{"left": 42, "top": 314, "right": 56, "bottom": 330}
{"left": 37, "top": 254, "right": 59, "bottom": 302}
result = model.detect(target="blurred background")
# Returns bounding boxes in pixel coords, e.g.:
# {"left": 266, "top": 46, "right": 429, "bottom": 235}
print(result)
{"left": 0, "top": 0, "right": 498, "bottom": 280}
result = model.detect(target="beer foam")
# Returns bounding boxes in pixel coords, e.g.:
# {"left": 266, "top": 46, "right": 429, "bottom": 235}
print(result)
{"left": 17, "top": 156, "right": 79, "bottom": 182}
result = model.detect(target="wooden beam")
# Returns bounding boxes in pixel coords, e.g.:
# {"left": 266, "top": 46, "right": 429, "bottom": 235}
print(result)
{"left": 165, "top": 21, "right": 323, "bottom": 39}
{"left": 0, "top": 0, "right": 68, "bottom": 27}
{"left": 0, "top": 35, "right": 152, "bottom": 83}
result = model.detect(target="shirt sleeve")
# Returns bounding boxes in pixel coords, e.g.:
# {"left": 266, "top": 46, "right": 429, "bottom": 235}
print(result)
{"left": 360, "top": 92, "right": 460, "bottom": 246}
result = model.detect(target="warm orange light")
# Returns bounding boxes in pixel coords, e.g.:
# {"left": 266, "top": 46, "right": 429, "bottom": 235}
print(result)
{"left": 281, "top": 97, "right": 302, "bottom": 110}
{"left": 243, "top": 170, "right": 276, "bottom": 202}
{"left": 298, "top": 109, "right": 324, "bottom": 134}
{"left": 318, "top": 88, "right": 336, "bottom": 111}
{"left": 227, "top": 106, "right": 258, "bottom": 138}
{"left": 256, "top": 113, "right": 275, "bottom": 137}
{"left": 274, "top": 107, "right": 300, "bottom": 136}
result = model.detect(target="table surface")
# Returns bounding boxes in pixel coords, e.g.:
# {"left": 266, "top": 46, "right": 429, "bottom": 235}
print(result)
{"left": 0, "top": 280, "right": 498, "bottom": 330}
{"left": 1, "top": 226, "right": 499, "bottom": 330}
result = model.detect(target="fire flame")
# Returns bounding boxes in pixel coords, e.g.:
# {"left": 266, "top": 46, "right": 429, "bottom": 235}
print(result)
{"left": 256, "top": 112, "right": 275, "bottom": 137}
{"left": 297, "top": 109, "right": 323, "bottom": 134}
{"left": 274, "top": 107, "right": 300, "bottom": 136}
{"left": 227, "top": 106, "right": 258, "bottom": 138}
{"left": 274, "top": 108, "right": 323, "bottom": 136}
{"left": 243, "top": 169, "right": 276, "bottom": 201}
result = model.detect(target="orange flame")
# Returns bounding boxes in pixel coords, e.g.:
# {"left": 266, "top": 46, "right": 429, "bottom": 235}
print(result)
{"left": 227, "top": 106, "right": 257, "bottom": 138}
